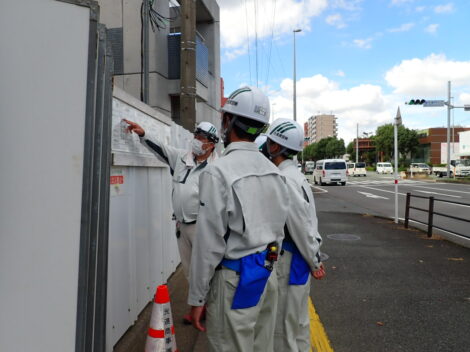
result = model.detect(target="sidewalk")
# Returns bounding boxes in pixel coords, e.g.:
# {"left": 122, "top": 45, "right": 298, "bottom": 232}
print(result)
{"left": 114, "top": 266, "right": 207, "bottom": 352}
{"left": 115, "top": 210, "right": 470, "bottom": 352}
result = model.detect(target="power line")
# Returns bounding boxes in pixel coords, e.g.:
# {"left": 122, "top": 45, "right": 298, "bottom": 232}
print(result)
{"left": 265, "top": 0, "right": 277, "bottom": 87}
{"left": 254, "top": 0, "right": 259, "bottom": 87}
{"left": 244, "top": 0, "right": 252, "bottom": 86}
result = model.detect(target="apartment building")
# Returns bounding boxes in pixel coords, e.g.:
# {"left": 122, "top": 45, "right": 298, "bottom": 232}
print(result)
{"left": 306, "top": 114, "right": 338, "bottom": 143}
{"left": 97, "top": 0, "right": 221, "bottom": 128}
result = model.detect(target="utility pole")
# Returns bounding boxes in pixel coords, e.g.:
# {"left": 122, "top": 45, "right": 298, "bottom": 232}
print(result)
{"left": 142, "top": 0, "right": 149, "bottom": 104}
{"left": 394, "top": 107, "right": 402, "bottom": 224}
{"left": 180, "top": 0, "right": 196, "bottom": 131}
{"left": 293, "top": 29, "right": 301, "bottom": 122}
{"left": 356, "top": 123, "right": 359, "bottom": 163}
{"left": 446, "top": 81, "right": 451, "bottom": 178}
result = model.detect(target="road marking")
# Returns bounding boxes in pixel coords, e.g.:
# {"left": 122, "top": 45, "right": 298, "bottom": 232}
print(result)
{"left": 310, "top": 185, "right": 329, "bottom": 193}
{"left": 414, "top": 190, "right": 462, "bottom": 198}
{"left": 309, "top": 297, "right": 334, "bottom": 352}
{"left": 357, "top": 191, "right": 389, "bottom": 199}
{"left": 404, "top": 185, "right": 470, "bottom": 195}
{"left": 359, "top": 185, "right": 407, "bottom": 196}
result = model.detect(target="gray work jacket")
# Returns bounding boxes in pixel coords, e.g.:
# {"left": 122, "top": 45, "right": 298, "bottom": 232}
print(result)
{"left": 188, "top": 142, "right": 290, "bottom": 306}
{"left": 278, "top": 159, "right": 322, "bottom": 271}
{"left": 140, "top": 135, "right": 216, "bottom": 223}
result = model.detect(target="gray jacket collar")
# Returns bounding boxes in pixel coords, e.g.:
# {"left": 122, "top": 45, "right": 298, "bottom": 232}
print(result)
{"left": 223, "top": 141, "right": 259, "bottom": 156}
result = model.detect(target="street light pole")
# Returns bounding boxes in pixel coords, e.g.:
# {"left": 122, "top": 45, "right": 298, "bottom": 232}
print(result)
{"left": 356, "top": 123, "right": 359, "bottom": 163}
{"left": 293, "top": 29, "right": 301, "bottom": 122}
{"left": 447, "top": 81, "right": 451, "bottom": 178}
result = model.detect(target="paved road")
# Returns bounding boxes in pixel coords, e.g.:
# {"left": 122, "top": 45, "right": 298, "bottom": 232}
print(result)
{"left": 307, "top": 174, "right": 470, "bottom": 241}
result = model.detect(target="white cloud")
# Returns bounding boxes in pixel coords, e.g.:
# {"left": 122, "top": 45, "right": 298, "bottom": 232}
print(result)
{"left": 219, "top": 0, "right": 328, "bottom": 50}
{"left": 385, "top": 54, "right": 470, "bottom": 96}
{"left": 425, "top": 23, "right": 439, "bottom": 34}
{"left": 353, "top": 37, "right": 373, "bottom": 49}
{"left": 332, "top": 0, "right": 364, "bottom": 11}
{"left": 335, "top": 70, "right": 346, "bottom": 77}
{"left": 434, "top": 3, "right": 455, "bottom": 14}
{"left": 269, "top": 74, "right": 395, "bottom": 143}
{"left": 390, "top": 0, "right": 415, "bottom": 6}
{"left": 458, "top": 93, "right": 470, "bottom": 105}
{"left": 388, "top": 22, "right": 415, "bottom": 32}
{"left": 415, "top": 6, "right": 426, "bottom": 12}
{"left": 326, "top": 14, "right": 347, "bottom": 29}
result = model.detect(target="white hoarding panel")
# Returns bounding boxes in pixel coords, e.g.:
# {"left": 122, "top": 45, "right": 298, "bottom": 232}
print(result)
{"left": 107, "top": 90, "right": 187, "bottom": 350}
{"left": 0, "top": 0, "right": 91, "bottom": 351}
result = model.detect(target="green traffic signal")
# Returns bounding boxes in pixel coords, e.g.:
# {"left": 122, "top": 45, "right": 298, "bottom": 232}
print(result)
{"left": 407, "top": 99, "right": 426, "bottom": 105}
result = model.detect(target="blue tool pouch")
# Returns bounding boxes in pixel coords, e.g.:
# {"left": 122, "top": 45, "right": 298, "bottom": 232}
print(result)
{"left": 282, "top": 241, "right": 310, "bottom": 286}
{"left": 222, "top": 250, "right": 271, "bottom": 310}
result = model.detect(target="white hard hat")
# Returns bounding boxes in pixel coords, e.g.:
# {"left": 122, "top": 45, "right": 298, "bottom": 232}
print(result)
{"left": 267, "top": 118, "right": 304, "bottom": 152}
{"left": 254, "top": 133, "right": 268, "bottom": 149}
{"left": 222, "top": 86, "right": 270, "bottom": 124}
{"left": 195, "top": 121, "right": 219, "bottom": 143}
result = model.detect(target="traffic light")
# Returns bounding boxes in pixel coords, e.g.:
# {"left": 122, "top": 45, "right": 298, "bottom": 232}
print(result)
{"left": 406, "top": 99, "right": 426, "bottom": 105}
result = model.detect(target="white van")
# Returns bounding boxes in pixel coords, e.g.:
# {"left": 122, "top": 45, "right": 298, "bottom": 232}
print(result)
{"left": 376, "top": 162, "right": 393, "bottom": 174}
{"left": 313, "top": 159, "right": 347, "bottom": 186}
{"left": 304, "top": 161, "right": 315, "bottom": 174}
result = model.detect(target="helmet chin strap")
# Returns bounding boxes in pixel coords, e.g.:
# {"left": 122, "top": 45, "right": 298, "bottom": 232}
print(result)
{"left": 267, "top": 139, "right": 287, "bottom": 159}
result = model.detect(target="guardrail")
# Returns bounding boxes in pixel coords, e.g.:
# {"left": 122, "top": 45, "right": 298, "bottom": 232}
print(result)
{"left": 404, "top": 192, "right": 470, "bottom": 239}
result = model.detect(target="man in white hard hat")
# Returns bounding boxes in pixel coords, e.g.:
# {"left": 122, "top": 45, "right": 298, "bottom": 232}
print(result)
{"left": 188, "top": 86, "right": 290, "bottom": 352}
{"left": 123, "top": 119, "right": 218, "bottom": 322}
{"left": 258, "top": 118, "right": 325, "bottom": 352}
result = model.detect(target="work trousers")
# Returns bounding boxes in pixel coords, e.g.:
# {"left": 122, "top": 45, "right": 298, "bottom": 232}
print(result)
{"left": 176, "top": 222, "right": 196, "bottom": 280}
{"left": 206, "top": 267, "right": 279, "bottom": 352}
{"left": 274, "top": 250, "right": 311, "bottom": 352}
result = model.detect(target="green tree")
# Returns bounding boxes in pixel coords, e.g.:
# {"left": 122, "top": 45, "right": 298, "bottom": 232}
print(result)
{"left": 375, "top": 123, "right": 420, "bottom": 162}
{"left": 346, "top": 141, "right": 354, "bottom": 155}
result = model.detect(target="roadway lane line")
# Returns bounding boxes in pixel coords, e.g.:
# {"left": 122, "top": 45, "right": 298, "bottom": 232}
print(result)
{"left": 414, "top": 190, "right": 462, "bottom": 198}
{"left": 402, "top": 184, "right": 470, "bottom": 194}
{"left": 309, "top": 297, "right": 334, "bottom": 352}
{"left": 310, "top": 185, "right": 329, "bottom": 193}
{"left": 357, "top": 191, "right": 389, "bottom": 199}
{"left": 359, "top": 185, "right": 407, "bottom": 196}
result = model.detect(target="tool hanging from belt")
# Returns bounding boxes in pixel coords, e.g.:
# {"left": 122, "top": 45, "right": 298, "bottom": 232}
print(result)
{"left": 220, "top": 242, "right": 279, "bottom": 310}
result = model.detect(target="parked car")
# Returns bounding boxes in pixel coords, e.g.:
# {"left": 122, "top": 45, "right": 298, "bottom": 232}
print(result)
{"left": 313, "top": 159, "right": 347, "bottom": 186}
{"left": 304, "top": 161, "right": 315, "bottom": 175}
{"left": 348, "top": 162, "right": 367, "bottom": 176}
{"left": 376, "top": 162, "right": 393, "bottom": 174}
{"left": 409, "top": 163, "right": 431, "bottom": 174}
{"left": 432, "top": 159, "right": 470, "bottom": 177}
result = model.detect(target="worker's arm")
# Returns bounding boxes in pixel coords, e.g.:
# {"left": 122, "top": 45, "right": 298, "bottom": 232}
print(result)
{"left": 188, "top": 170, "right": 228, "bottom": 307}
{"left": 123, "top": 119, "right": 183, "bottom": 171}
{"left": 285, "top": 178, "right": 323, "bottom": 271}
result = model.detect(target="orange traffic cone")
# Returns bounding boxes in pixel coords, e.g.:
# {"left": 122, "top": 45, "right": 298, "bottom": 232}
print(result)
{"left": 145, "top": 285, "right": 178, "bottom": 352}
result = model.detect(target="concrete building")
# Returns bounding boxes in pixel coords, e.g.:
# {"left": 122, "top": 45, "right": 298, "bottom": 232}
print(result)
{"left": 306, "top": 114, "right": 338, "bottom": 143}
{"left": 416, "top": 127, "right": 470, "bottom": 164}
{"left": 97, "top": 0, "right": 221, "bottom": 128}
{"left": 304, "top": 122, "right": 309, "bottom": 147}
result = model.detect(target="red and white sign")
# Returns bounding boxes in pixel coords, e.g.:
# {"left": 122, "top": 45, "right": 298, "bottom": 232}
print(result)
{"left": 110, "top": 175, "right": 124, "bottom": 185}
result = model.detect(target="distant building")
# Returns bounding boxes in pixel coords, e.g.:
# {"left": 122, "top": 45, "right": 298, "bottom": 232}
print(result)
{"left": 304, "top": 122, "right": 309, "bottom": 147}
{"left": 417, "top": 127, "right": 470, "bottom": 164}
{"left": 306, "top": 114, "right": 338, "bottom": 144}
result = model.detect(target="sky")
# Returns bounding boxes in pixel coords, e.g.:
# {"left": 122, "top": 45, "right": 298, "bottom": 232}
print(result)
{"left": 217, "top": 0, "right": 470, "bottom": 144}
